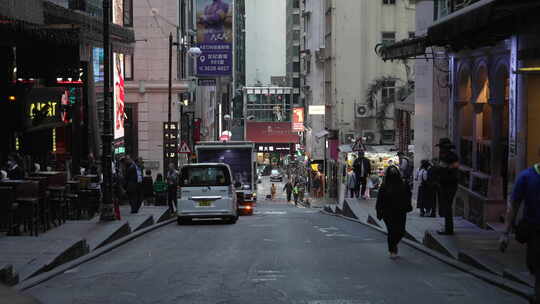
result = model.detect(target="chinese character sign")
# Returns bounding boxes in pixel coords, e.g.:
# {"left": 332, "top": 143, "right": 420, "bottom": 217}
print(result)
{"left": 113, "top": 53, "right": 125, "bottom": 140}
{"left": 196, "top": 0, "right": 233, "bottom": 76}
{"left": 292, "top": 107, "right": 305, "bottom": 132}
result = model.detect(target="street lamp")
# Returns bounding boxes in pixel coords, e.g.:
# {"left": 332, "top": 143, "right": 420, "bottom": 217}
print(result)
{"left": 99, "top": 0, "right": 115, "bottom": 221}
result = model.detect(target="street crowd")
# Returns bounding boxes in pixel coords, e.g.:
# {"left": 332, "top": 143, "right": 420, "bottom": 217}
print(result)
{"left": 351, "top": 138, "right": 539, "bottom": 304}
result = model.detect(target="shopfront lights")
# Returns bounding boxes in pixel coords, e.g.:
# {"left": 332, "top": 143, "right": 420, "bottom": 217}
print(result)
{"left": 8, "top": 96, "right": 16, "bottom": 102}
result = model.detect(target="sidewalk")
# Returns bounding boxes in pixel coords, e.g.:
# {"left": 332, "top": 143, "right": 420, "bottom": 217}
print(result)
{"left": 0, "top": 205, "right": 172, "bottom": 286}
{"left": 325, "top": 198, "right": 534, "bottom": 289}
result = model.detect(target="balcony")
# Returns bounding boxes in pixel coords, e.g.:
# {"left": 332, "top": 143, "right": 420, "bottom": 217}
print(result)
{"left": 434, "top": 0, "right": 483, "bottom": 20}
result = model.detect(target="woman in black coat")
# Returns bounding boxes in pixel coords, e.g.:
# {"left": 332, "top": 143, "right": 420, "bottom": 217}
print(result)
{"left": 376, "top": 166, "right": 412, "bottom": 259}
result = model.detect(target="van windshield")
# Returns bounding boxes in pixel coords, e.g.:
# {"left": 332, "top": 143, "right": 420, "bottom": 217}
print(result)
{"left": 180, "top": 166, "right": 231, "bottom": 187}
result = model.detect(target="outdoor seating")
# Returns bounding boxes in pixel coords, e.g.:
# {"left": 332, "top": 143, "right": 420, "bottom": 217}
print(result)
{"left": 46, "top": 172, "right": 68, "bottom": 226}
{"left": 14, "top": 181, "right": 40, "bottom": 236}
{"left": 26, "top": 176, "right": 52, "bottom": 232}
{"left": 0, "top": 186, "right": 18, "bottom": 235}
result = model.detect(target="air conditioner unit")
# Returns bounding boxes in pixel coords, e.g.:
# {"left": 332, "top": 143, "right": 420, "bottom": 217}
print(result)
{"left": 355, "top": 103, "right": 370, "bottom": 118}
{"left": 362, "top": 130, "right": 377, "bottom": 144}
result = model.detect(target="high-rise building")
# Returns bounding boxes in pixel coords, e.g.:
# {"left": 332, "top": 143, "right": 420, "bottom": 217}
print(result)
{"left": 286, "top": 0, "right": 301, "bottom": 106}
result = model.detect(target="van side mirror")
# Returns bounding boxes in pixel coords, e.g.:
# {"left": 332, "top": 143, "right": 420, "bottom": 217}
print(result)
{"left": 234, "top": 182, "right": 242, "bottom": 189}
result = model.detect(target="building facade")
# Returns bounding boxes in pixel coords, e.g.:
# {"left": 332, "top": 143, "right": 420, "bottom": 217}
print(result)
{"left": 286, "top": 0, "right": 301, "bottom": 106}
{"left": 382, "top": 0, "right": 540, "bottom": 227}
{"left": 125, "top": 0, "right": 189, "bottom": 175}
{"left": 1, "top": 0, "right": 134, "bottom": 174}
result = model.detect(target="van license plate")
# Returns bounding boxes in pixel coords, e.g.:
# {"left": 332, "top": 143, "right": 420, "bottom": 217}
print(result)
{"left": 198, "top": 201, "right": 212, "bottom": 207}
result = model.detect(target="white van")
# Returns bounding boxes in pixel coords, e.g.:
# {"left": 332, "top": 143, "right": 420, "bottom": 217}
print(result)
{"left": 177, "top": 163, "right": 239, "bottom": 224}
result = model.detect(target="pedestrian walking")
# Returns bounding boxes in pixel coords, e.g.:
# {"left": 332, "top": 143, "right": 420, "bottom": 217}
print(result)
{"left": 346, "top": 168, "right": 357, "bottom": 198}
{"left": 376, "top": 166, "right": 413, "bottom": 259}
{"left": 397, "top": 151, "right": 413, "bottom": 187}
{"left": 353, "top": 151, "right": 371, "bottom": 199}
{"left": 416, "top": 159, "right": 436, "bottom": 217}
{"left": 271, "top": 183, "right": 277, "bottom": 200}
{"left": 167, "top": 163, "right": 179, "bottom": 213}
{"left": 124, "top": 156, "right": 142, "bottom": 214}
{"left": 433, "top": 138, "right": 459, "bottom": 235}
{"left": 153, "top": 173, "right": 168, "bottom": 205}
{"left": 283, "top": 180, "right": 293, "bottom": 202}
{"left": 500, "top": 156, "right": 540, "bottom": 304}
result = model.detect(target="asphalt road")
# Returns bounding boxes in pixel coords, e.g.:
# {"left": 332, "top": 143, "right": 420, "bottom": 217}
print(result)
{"left": 26, "top": 178, "right": 525, "bottom": 304}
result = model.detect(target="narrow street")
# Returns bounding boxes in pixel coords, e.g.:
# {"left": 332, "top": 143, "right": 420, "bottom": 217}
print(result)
{"left": 25, "top": 178, "right": 524, "bottom": 304}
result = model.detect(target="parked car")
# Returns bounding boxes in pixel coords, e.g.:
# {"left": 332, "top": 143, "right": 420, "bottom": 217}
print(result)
{"left": 177, "top": 163, "right": 239, "bottom": 224}
{"left": 270, "top": 169, "right": 283, "bottom": 182}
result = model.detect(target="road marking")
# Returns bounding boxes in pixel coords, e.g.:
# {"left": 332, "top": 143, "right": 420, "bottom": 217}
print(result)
{"left": 255, "top": 210, "right": 287, "bottom": 215}
{"left": 251, "top": 270, "right": 285, "bottom": 283}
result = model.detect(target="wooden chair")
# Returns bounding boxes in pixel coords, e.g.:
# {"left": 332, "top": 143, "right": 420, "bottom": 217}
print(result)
{"left": 48, "top": 172, "right": 68, "bottom": 225}
{"left": 27, "top": 176, "right": 51, "bottom": 232}
{"left": 0, "top": 186, "right": 17, "bottom": 235}
{"left": 15, "top": 181, "right": 40, "bottom": 236}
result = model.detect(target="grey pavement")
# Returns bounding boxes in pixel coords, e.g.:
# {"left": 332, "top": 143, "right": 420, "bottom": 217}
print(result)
{"left": 339, "top": 198, "right": 534, "bottom": 288}
{"left": 0, "top": 205, "right": 170, "bottom": 285}
{"left": 25, "top": 191, "right": 525, "bottom": 303}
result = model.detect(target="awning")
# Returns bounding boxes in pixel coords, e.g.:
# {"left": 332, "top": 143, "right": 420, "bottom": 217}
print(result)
{"left": 379, "top": 36, "right": 429, "bottom": 61}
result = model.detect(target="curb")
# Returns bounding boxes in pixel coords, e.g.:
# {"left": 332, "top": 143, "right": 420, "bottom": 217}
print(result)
{"left": 16, "top": 217, "right": 176, "bottom": 292}
{"left": 320, "top": 210, "right": 533, "bottom": 301}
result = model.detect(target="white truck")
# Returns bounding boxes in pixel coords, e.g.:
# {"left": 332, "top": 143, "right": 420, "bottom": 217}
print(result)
{"left": 195, "top": 141, "right": 256, "bottom": 215}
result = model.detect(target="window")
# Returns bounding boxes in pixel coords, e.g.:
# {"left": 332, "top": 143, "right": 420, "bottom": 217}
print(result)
{"left": 293, "top": 62, "right": 300, "bottom": 73}
{"left": 381, "top": 32, "right": 396, "bottom": 46}
{"left": 123, "top": 0, "right": 133, "bottom": 27}
{"left": 383, "top": 0, "right": 396, "bottom": 4}
{"left": 409, "top": 32, "right": 415, "bottom": 39}
{"left": 124, "top": 54, "right": 133, "bottom": 80}
{"left": 381, "top": 80, "right": 396, "bottom": 102}
{"left": 180, "top": 165, "right": 231, "bottom": 187}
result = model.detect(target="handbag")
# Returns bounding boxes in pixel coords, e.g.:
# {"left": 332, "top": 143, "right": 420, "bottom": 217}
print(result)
{"left": 515, "top": 219, "right": 535, "bottom": 244}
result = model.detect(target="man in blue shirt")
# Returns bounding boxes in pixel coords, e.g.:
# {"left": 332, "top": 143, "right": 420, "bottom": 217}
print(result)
{"left": 501, "top": 157, "right": 540, "bottom": 304}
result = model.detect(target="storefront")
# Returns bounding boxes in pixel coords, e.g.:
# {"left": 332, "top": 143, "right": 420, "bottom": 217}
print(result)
{"left": 246, "top": 122, "right": 300, "bottom": 165}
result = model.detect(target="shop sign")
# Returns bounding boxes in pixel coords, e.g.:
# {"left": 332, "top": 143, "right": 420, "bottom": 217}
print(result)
{"left": 308, "top": 105, "right": 325, "bottom": 115}
{"left": 196, "top": 0, "right": 233, "bottom": 76}
{"left": 292, "top": 107, "right": 304, "bottom": 132}
{"left": 246, "top": 122, "right": 300, "bottom": 144}
{"left": 26, "top": 88, "right": 65, "bottom": 127}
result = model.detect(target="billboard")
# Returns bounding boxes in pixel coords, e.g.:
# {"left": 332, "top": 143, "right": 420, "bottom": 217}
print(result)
{"left": 113, "top": 53, "right": 125, "bottom": 140}
{"left": 92, "top": 47, "right": 104, "bottom": 83}
{"left": 112, "top": 0, "right": 124, "bottom": 26}
{"left": 292, "top": 107, "right": 304, "bottom": 132}
{"left": 246, "top": 122, "right": 300, "bottom": 144}
{"left": 197, "top": 148, "right": 253, "bottom": 190}
{"left": 196, "top": 0, "right": 233, "bottom": 76}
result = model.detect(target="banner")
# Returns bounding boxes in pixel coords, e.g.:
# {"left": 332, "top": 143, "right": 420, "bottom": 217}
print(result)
{"left": 292, "top": 107, "right": 304, "bottom": 132}
{"left": 112, "top": 0, "right": 124, "bottom": 26}
{"left": 196, "top": 0, "right": 233, "bottom": 76}
{"left": 113, "top": 53, "right": 125, "bottom": 140}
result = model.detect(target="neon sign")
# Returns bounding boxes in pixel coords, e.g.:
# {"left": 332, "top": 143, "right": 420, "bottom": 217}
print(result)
{"left": 29, "top": 101, "right": 57, "bottom": 119}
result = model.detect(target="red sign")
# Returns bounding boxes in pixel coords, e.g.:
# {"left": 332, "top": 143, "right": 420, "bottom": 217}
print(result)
{"left": 292, "top": 107, "right": 304, "bottom": 132}
{"left": 246, "top": 122, "right": 300, "bottom": 144}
